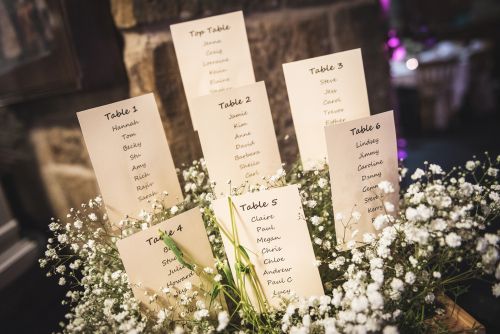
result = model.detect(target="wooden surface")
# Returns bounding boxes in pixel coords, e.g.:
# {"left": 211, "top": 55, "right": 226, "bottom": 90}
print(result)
{"left": 438, "top": 294, "right": 486, "bottom": 333}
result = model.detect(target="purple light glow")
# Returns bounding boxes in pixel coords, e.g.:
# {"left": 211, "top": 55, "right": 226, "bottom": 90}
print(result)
{"left": 398, "top": 149, "right": 408, "bottom": 160}
{"left": 392, "top": 46, "right": 406, "bottom": 61}
{"left": 387, "top": 37, "right": 400, "bottom": 48}
{"left": 379, "top": 0, "right": 390, "bottom": 13}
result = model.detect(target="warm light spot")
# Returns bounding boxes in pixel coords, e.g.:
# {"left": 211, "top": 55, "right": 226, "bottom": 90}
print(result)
{"left": 406, "top": 58, "right": 419, "bottom": 70}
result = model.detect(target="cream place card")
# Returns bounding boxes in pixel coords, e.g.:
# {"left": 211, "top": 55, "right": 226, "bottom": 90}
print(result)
{"left": 325, "top": 111, "right": 399, "bottom": 247}
{"left": 116, "top": 208, "right": 218, "bottom": 313}
{"left": 212, "top": 185, "right": 324, "bottom": 307}
{"left": 171, "top": 11, "right": 255, "bottom": 129}
{"left": 192, "top": 81, "right": 282, "bottom": 195}
{"left": 283, "top": 48, "right": 370, "bottom": 170}
{"left": 77, "top": 93, "right": 183, "bottom": 224}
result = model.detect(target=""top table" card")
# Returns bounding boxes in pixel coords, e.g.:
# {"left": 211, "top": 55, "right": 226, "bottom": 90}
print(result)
{"left": 325, "top": 111, "right": 399, "bottom": 247}
{"left": 77, "top": 94, "right": 183, "bottom": 224}
{"left": 191, "top": 81, "right": 282, "bottom": 195}
{"left": 283, "top": 48, "right": 370, "bottom": 170}
{"left": 212, "top": 185, "right": 324, "bottom": 308}
{"left": 171, "top": 11, "right": 255, "bottom": 129}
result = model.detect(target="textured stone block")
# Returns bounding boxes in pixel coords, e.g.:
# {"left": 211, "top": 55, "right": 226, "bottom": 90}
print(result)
{"left": 44, "top": 128, "right": 93, "bottom": 167}
{"left": 328, "top": 0, "right": 391, "bottom": 114}
{"left": 247, "top": 9, "right": 332, "bottom": 164}
{"left": 111, "top": 0, "right": 179, "bottom": 28}
{"left": 122, "top": 32, "right": 202, "bottom": 167}
{"left": 113, "top": 0, "right": 390, "bottom": 168}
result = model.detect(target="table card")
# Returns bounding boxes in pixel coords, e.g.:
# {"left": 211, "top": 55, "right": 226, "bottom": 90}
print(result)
{"left": 211, "top": 185, "right": 324, "bottom": 308}
{"left": 171, "top": 11, "right": 255, "bottom": 129}
{"left": 77, "top": 93, "right": 183, "bottom": 224}
{"left": 192, "top": 81, "right": 282, "bottom": 195}
{"left": 283, "top": 48, "right": 370, "bottom": 170}
{"left": 116, "top": 208, "right": 218, "bottom": 313}
{"left": 325, "top": 111, "right": 399, "bottom": 247}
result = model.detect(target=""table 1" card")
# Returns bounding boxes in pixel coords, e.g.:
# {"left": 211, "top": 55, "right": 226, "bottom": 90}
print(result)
{"left": 192, "top": 81, "right": 282, "bottom": 195}
{"left": 325, "top": 111, "right": 399, "bottom": 247}
{"left": 77, "top": 93, "right": 183, "bottom": 224}
{"left": 212, "top": 185, "right": 324, "bottom": 308}
{"left": 171, "top": 11, "right": 255, "bottom": 129}
{"left": 117, "top": 208, "right": 220, "bottom": 314}
{"left": 283, "top": 48, "right": 370, "bottom": 170}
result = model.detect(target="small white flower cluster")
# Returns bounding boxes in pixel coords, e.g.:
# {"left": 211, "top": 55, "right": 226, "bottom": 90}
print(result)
{"left": 40, "top": 155, "right": 500, "bottom": 333}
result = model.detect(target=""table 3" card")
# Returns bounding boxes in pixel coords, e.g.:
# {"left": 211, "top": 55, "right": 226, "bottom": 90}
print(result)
{"left": 283, "top": 49, "right": 370, "bottom": 170}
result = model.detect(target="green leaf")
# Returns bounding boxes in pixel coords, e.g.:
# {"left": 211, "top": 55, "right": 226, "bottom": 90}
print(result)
{"left": 209, "top": 284, "right": 220, "bottom": 308}
{"left": 222, "top": 263, "right": 235, "bottom": 288}
{"left": 238, "top": 245, "right": 250, "bottom": 261}
{"left": 160, "top": 230, "right": 194, "bottom": 271}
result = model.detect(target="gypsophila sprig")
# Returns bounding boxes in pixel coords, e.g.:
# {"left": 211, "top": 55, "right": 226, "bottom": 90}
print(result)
{"left": 41, "top": 154, "right": 500, "bottom": 333}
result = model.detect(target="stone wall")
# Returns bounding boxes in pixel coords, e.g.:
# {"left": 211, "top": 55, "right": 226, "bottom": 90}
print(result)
{"left": 2, "top": 0, "right": 391, "bottom": 224}
{"left": 111, "top": 0, "right": 391, "bottom": 166}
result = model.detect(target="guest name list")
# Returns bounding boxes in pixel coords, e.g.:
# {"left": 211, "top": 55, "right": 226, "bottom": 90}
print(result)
{"left": 212, "top": 185, "right": 324, "bottom": 307}
{"left": 192, "top": 81, "right": 281, "bottom": 195}
{"left": 117, "top": 208, "right": 218, "bottom": 314}
{"left": 283, "top": 48, "right": 370, "bottom": 170}
{"left": 77, "top": 94, "right": 183, "bottom": 224}
{"left": 325, "top": 111, "right": 399, "bottom": 247}
{"left": 171, "top": 11, "right": 255, "bottom": 129}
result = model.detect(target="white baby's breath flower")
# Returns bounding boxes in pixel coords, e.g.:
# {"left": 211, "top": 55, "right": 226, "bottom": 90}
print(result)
{"left": 429, "top": 164, "right": 444, "bottom": 174}
{"left": 492, "top": 283, "right": 500, "bottom": 297}
{"left": 57, "top": 234, "right": 68, "bottom": 244}
{"left": 384, "top": 201, "right": 395, "bottom": 212}
{"left": 351, "top": 211, "right": 361, "bottom": 221}
{"left": 73, "top": 220, "right": 83, "bottom": 229}
{"left": 318, "top": 178, "right": 328, "bottom": 188}
{"left": 404, "top": 272, "right": 416, "bottom": 285}
{"left": 411, "top": 168, "right": 425, "bottom": 180}
{"left": 217, "top": 311, "right": 229, "bottom": 331}
{"left": 88, "top": 213, "right": 98, "bottom": 221}
{"left": 371, "top": 268, "right": 384, "bottom": 284}
{"left": 378, "top": 181, "right": 395, "bottom": 194}
{"left": 445, "top": 232, "right": 461, "bottom": 248}
{"left": 465, "top": 160, "right": 476, "bottom": 171}
{"left": 425, "top": 293, "right": 435, "bottom": 304}
{"left": 383, "top": 325, "right": 399, "bottom": 334}
{"left": 487, "top": 167, "right": 498, "bottom": 177}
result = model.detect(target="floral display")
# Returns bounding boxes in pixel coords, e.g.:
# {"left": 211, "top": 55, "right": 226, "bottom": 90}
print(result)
{"left": 40, "top": 155, "right": 500, "bottom": 333}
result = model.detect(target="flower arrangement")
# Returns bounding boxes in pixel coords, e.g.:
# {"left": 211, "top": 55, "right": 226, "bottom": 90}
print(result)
{"left": 40, "top": 155, "right": 500, "bottom": 333}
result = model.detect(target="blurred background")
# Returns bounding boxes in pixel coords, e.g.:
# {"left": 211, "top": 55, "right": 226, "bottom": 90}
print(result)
{"left": 0, "top": 0, "right": 498, "bottom": 333}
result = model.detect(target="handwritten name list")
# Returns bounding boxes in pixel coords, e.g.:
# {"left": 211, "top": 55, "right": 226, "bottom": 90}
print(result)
{"left": 171, "top": 11, "right": 255, "bottom": 129}
{"left": 325, "top": 111, "right": 399, "bottom": 247}
{"left": 212, "top": 185, "right": 324, "bottom": 307}
{"left": 77, "top": 94, "right": 183, "bottom": 224}
{"left": 192, "top": 81, "right": 282, "bottom": 195}
{"left": 283, "top": 48, "right": 370, "bottom": 170}
{"left": 117, "top": 208, "right": 218, "bottom": 314}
